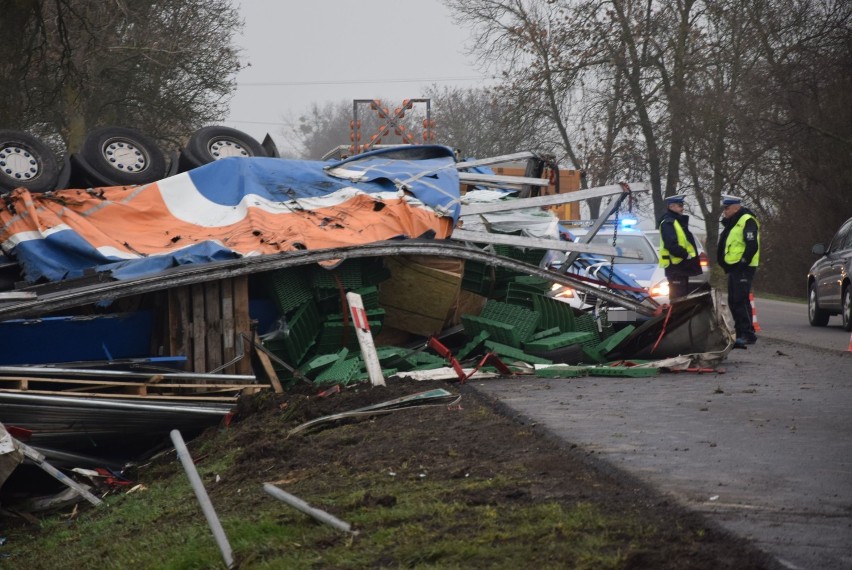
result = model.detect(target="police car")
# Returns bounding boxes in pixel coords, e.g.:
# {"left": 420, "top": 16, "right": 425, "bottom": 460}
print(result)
{"left": 548, "top": 219, "right": 669, "bottom": 323}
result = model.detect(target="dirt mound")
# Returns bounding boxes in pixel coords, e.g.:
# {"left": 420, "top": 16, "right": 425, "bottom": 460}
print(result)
{"left": 175, "top": 377, "right": 777, "bottom": 569}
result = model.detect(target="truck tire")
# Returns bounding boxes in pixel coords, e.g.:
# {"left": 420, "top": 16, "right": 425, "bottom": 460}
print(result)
{"left": 0, "top": 130, "right": 60, "bottom": 194}
{"left": 185, "top": 126, "right": 266, "bottom": 166}
{"left": 79, "top": 126, "right": 167, "bottom": 186}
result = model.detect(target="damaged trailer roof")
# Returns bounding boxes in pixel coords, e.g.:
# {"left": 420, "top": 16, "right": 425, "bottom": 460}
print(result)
{"left": 0, "top": 143, "right": 657, "bottom": 319}
{"left": 0, "top": 146, "right": 462, "bottom": 283}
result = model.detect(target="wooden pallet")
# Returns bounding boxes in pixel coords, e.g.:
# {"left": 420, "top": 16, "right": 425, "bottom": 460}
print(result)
{"left": 165, "top": 276, "right": 252, "bottom": 375}
{"left": 0, "top": 375, "right": 264, "bottom": 401}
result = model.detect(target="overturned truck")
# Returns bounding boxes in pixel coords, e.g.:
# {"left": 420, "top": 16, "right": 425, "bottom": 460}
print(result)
{"left": 0, "top": 144, "right": 733, "bottom": 465}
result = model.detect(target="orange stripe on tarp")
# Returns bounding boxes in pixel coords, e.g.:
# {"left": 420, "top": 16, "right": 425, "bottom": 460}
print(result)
{"left": 0, "top": 184, "right": 453, "bottom": 257}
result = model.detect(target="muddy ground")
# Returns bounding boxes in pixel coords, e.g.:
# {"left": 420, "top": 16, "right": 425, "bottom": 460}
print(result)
{"left": 181, "top": 376, "right": 779, "bottom": 569}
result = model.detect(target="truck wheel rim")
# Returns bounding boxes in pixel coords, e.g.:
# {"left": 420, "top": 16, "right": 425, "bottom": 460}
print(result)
{"left": 208, "top": 137, "right": 250, "bottom": 159}
{"left": 103, "top": 138, "right": 148, "bottom": 173}
{"left": 0, "top": 144, "right": 41, "bottom": 181}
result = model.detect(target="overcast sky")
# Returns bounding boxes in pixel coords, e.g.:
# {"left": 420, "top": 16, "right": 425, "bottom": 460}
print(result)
{"left": 223, "top": 0, "right": 491, "bottom": 155}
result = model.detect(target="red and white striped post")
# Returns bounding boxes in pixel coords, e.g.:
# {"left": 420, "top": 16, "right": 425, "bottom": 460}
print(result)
{"left": 749, "top": 293, "right": 761, "bottom": 332}
{"left": 346, "top": 292, "right": 385, "bottom": 386}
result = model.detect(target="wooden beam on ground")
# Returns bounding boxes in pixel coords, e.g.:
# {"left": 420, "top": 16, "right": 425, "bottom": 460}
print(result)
{"left": 252, "top": 344, "right": 284, "bottom": 394}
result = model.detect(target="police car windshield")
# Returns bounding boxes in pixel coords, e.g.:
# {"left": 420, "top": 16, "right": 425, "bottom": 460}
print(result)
{"left": 585, "top": 234, "right": 658, "bottom": 264}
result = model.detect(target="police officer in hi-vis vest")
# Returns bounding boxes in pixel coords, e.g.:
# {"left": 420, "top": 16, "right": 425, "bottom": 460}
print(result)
{"left": 657, "top": 194, "right": 702, "bottom": 301}
{"left": 716, "top": 194, "right": 760, "bottom": 347}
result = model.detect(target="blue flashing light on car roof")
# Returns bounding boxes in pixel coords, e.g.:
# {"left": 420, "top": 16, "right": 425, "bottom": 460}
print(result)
{"left": 620, "top": 217, "right": 638, "bottom": 228}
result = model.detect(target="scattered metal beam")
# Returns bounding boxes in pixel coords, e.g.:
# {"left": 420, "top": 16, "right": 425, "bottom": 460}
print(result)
{"left": 0, "top": 240, "right": 656, "bottom": 319}
{"left": 449, "top": 229, "right": 642, "bottom": 259}
{"left": 171, "top": 430, "right": 235, "bottom": 569}
{"left": 453, "top": 152, "right": 539, "bottom": 170}
{"left": 560, "top": 187, "right": 635, "bottom": 269}
{"left": 460, "top": 182, "right": 647, "bottom": 216}
{"left": 17, "top": 441, "right": 103, "bottom": 506}
{"left": 0, "top": 366, "right": 254, "bottom": 382}
{"left": 457, "top": 172, "right": 550, "bottom": 188}
{"left": 263, "top": 483, "right": 356, "bottom": 534}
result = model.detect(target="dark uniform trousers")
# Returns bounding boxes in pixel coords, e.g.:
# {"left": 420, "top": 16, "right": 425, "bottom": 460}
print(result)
{"left": 727, "top": 265, "right": 756, "bottom": 338}
{"left": 667, "top": 274, "right": 689, "bottom": 300}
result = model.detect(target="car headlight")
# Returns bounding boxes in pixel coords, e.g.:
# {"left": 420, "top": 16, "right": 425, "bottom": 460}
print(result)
{"left": 550, "top": 283, "right": 575, "bottom": 299}
{"left": 648, "top": 280, "right": 669, "bottom": 298}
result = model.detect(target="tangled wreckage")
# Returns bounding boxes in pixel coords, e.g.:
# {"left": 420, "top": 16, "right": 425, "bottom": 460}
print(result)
{"left": 0, "top": 140, "right": 734, "bottom": 507}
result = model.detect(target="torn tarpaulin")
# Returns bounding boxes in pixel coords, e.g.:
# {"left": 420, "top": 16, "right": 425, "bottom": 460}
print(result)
{"left": 0, "top": 146, "right": 461, "bottom": 283}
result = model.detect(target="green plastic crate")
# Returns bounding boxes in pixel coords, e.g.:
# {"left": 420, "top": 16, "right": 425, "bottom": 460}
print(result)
{"left": 315, "top": 355, "right": 363, "bottom": 385}
{"left": 524, "top": 331, "right": 597, "bottom": 352}
{"left": 535, "top": 365, "right": 589, "bottom": 378}
{"left": 298, "top": 349, "right": 348, "bottom": 376}
{"left": 480, "top": 300, "right": 540, "bottom": 343}
{"left": 596, "top": 324, "right": 636, "bottom": 355}
{"left": 263, "top": 300, "right": 321, "bottom": 366}
{"left": 461, "top": 314, "right": 523, "bottom": 348}
{"left": 532, "top": 294, "right": 578, "bottom": 333}
{"left": 484, "top": 340, "right": 553, "bottom": 365}
{"left": 530, "top": 327, "right": 562, "bottom": 341}
{"left": 456, "top": 331, "right": 490, "bottom": 361}
{"left": 264, "top": 269, "right": 314, "bottom": 314}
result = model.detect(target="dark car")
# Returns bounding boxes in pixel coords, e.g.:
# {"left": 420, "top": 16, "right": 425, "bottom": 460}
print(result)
{"left": 807, "top": 217, "right": 852, "bottom": 330}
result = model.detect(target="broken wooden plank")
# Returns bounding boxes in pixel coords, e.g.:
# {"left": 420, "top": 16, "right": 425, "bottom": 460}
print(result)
{"left": 0, "top": 377, "right": 260, "bottom": 390}
{"left": 221, "top": 279, "right": 235, "bottom": 371}
{"left": 253, "top": 344, "right": 284, "bottom": 394}
{"left": 204, "top": 280, "right": 223, "bottom": 376}
{"left": 191, "top": 283, "right": 206, "bottom": 374}
{"left": 232, "top": 276, "right": 252, "bottom": 375}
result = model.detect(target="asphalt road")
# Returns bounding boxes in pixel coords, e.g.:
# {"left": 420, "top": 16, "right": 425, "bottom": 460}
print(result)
{"left": 755, "top": 297, "right": 851, "bottom": 351}
{"left": 471, "top": 297, "right": 852, "bottom": 570}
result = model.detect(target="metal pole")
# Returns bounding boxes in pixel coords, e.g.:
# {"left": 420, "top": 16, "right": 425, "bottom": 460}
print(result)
{"left": 263, "top": 483, "right": 355, "bottom": 534}
{"left": 17, "top": 442, "right": 103, "bottom": 506}
{"left": 170, "top": 430, "right": 234, "bottom": 569}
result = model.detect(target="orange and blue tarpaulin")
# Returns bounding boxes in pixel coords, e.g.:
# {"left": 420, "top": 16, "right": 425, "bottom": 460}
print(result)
{"left": 0, "top": 146, "right": 461, "bottom": 282}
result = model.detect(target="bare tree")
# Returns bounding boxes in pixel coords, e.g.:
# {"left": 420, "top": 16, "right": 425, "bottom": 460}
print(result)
{"left": 0, "top": 0, "right": 243, "bottom": 152}
{"left": 746, "top": 0, "right": 852, "bottom": 295}
{"left": 423, "top": 84, "right": 539, "bottom": 158}
{"left": 444, "top": 0, "right": 639, "bottom": 217}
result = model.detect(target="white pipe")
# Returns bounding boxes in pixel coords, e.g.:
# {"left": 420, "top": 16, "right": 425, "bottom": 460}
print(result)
{"left": 263, "top": 483, "right": 355, "bottom": 534}
{"left": 170, "top": 430, "right": 234, "bottom": 569}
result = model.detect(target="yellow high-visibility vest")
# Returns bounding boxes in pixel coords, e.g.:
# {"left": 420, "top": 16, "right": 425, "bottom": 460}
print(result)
{"left": 723, "top": 213, "right": 760, "bottom": 266}
{"left": 659, "top": 219, "right": 696, "bottom": 268}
